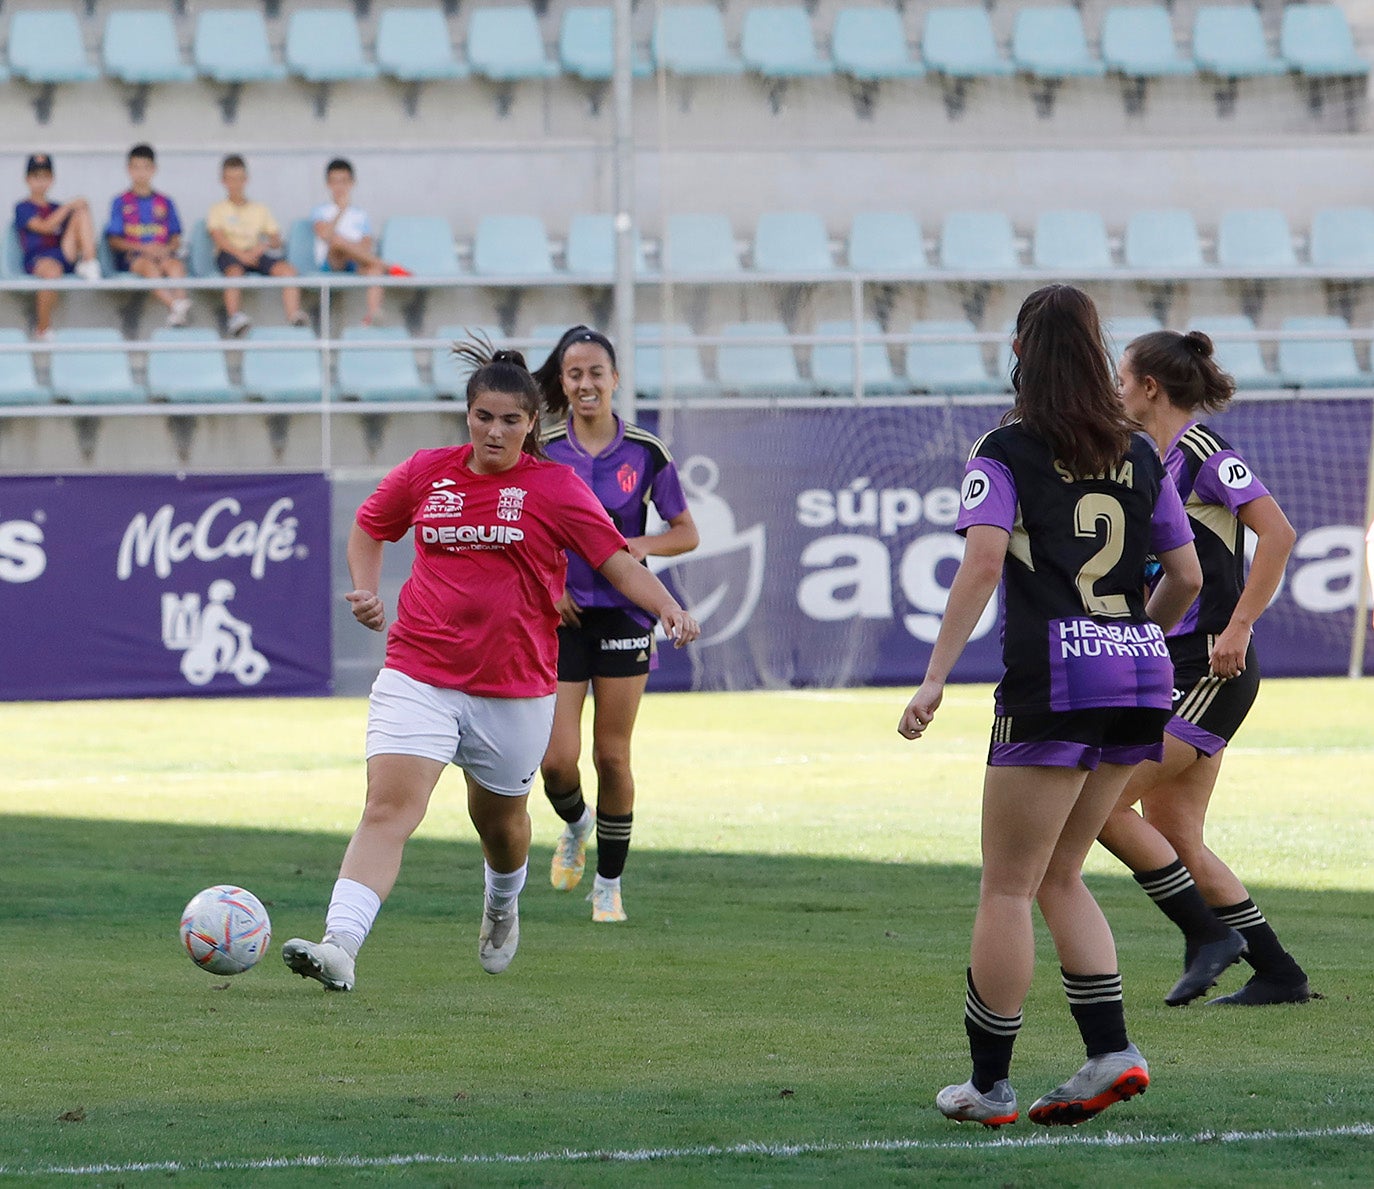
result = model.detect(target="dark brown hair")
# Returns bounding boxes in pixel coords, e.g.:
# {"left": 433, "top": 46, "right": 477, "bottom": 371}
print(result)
{"left": 532, "top": 325, "right": 618, "bottom": 418}
{"left": 1126, "top": 330, "right": 1236, "bottom": 415}
{"left": 1008, "top": 284, "right": 1133, "bottom": 476}
{"left": 451, "top": 334, "right": 545, "bottom": 458}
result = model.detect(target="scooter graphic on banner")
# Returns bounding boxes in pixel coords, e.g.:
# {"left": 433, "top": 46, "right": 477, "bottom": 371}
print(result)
{"left": 162, "top": 579, "right": 270, "bottom": 687}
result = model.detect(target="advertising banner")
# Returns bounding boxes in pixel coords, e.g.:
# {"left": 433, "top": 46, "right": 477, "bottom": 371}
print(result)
{"left": 1, "top": 473, "right": 331, "bottom": 700}
{"left": 643, "top": 402, "right": 1374, "bottom": 691}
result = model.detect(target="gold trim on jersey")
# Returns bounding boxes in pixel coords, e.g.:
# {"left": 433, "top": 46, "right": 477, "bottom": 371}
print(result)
{"left": 992, "top": 715, "right": 1014, "bottom": 743}
{"left": 1185, "top": 496, "right": 1241, "bottom": 554}
{"left": 1175, "top": 634, "right": 1227, "bottom": 723}
{"left": 1178, "top": 424, "right": 1224, "bottom": 462}
{"left": 967, "top": 429, "right": 996, "bottom": 464}
{"left": 1007, "top": 503, "right": 1034, "bottom": 569}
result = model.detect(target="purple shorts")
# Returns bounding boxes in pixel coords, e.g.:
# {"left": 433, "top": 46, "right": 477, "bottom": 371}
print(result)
{"left": 988, "top": 707, "right": 1172, "bottom": 770}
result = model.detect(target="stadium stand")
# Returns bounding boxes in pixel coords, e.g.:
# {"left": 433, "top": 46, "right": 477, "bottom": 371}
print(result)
{"left": 146, "top": 328, "right": 240, "bottom": 405}
{"left": 663, "top": 214, "right": 742, "bottom": 276}
{"left": 284, "top": 7, "right": 379, "bottom": 120}
{"left": 716, "top": 321, "right": 811, "bottom": 396}
{"left": 905, "top": 319, "right": 1001, "bottom": 394}
{"left": 633, "top": 323, "right": 714, "bottom": 398}
{"left": 811, "top": 319, "right": 906, "bottom": 397}
{"left": 102, "top": 10, "right": 195, "bottom": 124}
{"left": 1033, "top": 210, "right": 1114, "bottom": 272}
{"left": 8, "top": 9, "right": 101, "bottom": 122}
{"left": 1190, "top": 314, "right": 1280, "bottom": 389}
{"left": 49, "top": 328, "right": 144, "bottom": 405}
{"left": 752, "top": 212, "right": 834, "bottom": 275}
{"left": 847, "top": 212, "right": 926, "bottom": 274}
{"left": 336, "top": 326, "right": 431, "bottom": 402}
{"left": 241, "top": 326, "right": 324, "bottom": 404}
{"left": 564, "top": 214, "right": 647, "bottom": 278}
{"left": 0, "top": 329, "right": 50, "bottom": 405}
{"left": 1277, "top": 315, "right": 1372, "bottom": 388}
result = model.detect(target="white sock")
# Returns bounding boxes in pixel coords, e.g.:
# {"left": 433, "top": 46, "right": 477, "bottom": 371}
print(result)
{"left": 573, "top": 806, "right": 593, "bottom": 836}
{"left": 484, "top": 861, "right": 527, "bottom": 912}
{"left": 594, "top": 873, "right": 621, "bottom": 891}
{"left": 323, "top": 877, "right": 382, "bottom": 958}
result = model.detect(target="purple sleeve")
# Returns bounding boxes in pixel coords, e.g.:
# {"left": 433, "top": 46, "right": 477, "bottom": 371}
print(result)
{"left": 1150, "top": 471, "right": 1194, "bottom": 553}
{"left": 649, "top": 459, "right": 689, "bottom": 522}
{"left": 956, "top": 456, "right": 1016, "bottom": 534}
{"left": 1191, "top": 450, "right": 1270, "bottom": 514}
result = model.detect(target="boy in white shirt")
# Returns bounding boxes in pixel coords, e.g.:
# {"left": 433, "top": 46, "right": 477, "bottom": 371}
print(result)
{"left": 311, "top": 158, "right": 406, "bottom": 327}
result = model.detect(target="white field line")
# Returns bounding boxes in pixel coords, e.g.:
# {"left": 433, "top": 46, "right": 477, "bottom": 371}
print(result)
{"left": 2, "top": 1122, "right": 1370, "bottom": 1179}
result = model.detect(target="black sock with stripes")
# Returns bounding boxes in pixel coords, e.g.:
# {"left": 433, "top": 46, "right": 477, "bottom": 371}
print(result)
{"left": 963, "top": 969, "right": 1022, "bottom": 1092}
{"left": 1134, "top": 859, "right": 1232, "bottom": 959}
{"left": 1214, "top": 899, "right": 1307, "bottom": 985}
{"left": 1062, "top": 970, "right": 1128, "bottom": 1058}
{"left": 595, "top": 810, "right": 633, "bottom": 880}
{"left": 546, "top": 784, "right": 587, "bottom": 825}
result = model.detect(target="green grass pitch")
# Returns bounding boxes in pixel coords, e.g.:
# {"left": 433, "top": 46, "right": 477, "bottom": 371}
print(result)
{"left": 2, "top": 679, "right": 1371, "bottom": 1186}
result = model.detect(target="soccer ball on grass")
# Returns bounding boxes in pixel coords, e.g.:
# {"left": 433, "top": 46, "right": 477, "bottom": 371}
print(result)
{"left": 179, "top": 885, "right": 272, "bottom": 975}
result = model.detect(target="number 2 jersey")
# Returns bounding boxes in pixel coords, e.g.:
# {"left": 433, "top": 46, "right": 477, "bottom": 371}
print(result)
{"left": 957, "top": 423, "right": 1194, "bottom": 715}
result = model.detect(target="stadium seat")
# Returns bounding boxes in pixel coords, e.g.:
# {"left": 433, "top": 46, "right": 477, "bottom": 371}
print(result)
{"left": 1123, "top": 210, "right": 1205, "bottom": 271}
{"left": 0, "top": 329, "right": 51, "bottom": 406}
{"left": 241, "top": 327, "right": 323, "bottom": 404}
{"left": 921, "top": 7, "right": 1014, "bottom": 77}
{"left": 848, "top": 212, "right": 927, "bottom": 274}
{"left": 1102, "top": 314, "right": 1163, "bottom": 354}
{"left": 651, "top": 6, "right": 743, "bottom": 77}
{"left": 378, "top": 217, "right": 460, "bottom": 277}
{"left": 716, "top": 322, "right": 811, "bottom": 396}
{"left": 905, "top": 319, "right": 1001, "bottom": 394}
{"left": 375, "top": 8, "right": 468, "bottom": 81}
{"left": 431, "top": 324, "right": 501, "bottom": 398}
{"left": 1, "top": 226, "right": 25, "bottom": 279}
{"left": 7, "top": 10, "right": 100, "bottom": 84}
{"left": 146, "top": 328, "right": 240, "bottom": 404}
{"left": 752, "top": 212, "right": 834, "bottom": 274}
{"left": 336, "top": 327, "right": 431, "bottom": 402}
{"left": 634, "top": 323, "right": 714, "bottom": 398}
{"left": 1277, "top": 316, "right": 1371, "bottom": 388}
{"left": 466, "top": 7, "right": 559, "bottom": 81}
{"left": 472, "top": 215, "right": 555, "bottom": 277}
{"left": 1280, "top": 5, "right": 1370, "bottom": 77}
{"left": 1216, "top": 209, "right": 1298, "bottom": 271}
{"left": 564, "top": 214, "right": 647, "bottom": 277}
{"left": 1191, "top": 6, "right": 1287, "bottom": 79}
{"left": 662, "top": 214, "right": 741, "bottom": 276}
{"left": 940, "top": 211, "right": 1019, "bottom": 272}
{"left": 832, "top": 8, "right": 925, "bottom": 81}
{"left": 285, "top": 219, "right": 319, "bottom": 276}
{"left": 812, "top": 320, "right": 906, "bottom": 396}
{"left": 1189, "top": 315, "right": 1279, "bottom": 389}
{"left": 1033, "top": 210, "right": 1113, "bottom": 272}
{"left": 1100, "top": 6, "right": 1194, "bottom": 78}
{"left": 186, "top": 221, "right": 217, "bottom": 279}
{"left": 103, "top": 11, "right": 195, "bottom": 85}
{"left": 49, "top": 329, "right": 144, "bottom": 405}
{"left": 193, "top": 10, "right": 286, "bottom": 83}
{"left": 740, "top": 7, "right": 832, "bottom": 80}
{"left": 1309, "top": 207, "right": 1374, "bottom": 270}
{"left": 285, "top": 9, "right": 378, "bottom": 83}
{"left": 1011, "top": 7, "right": 1105, "bottom": 78}
{"left": 558, "top": 7, "right": 651, "bottom": 81}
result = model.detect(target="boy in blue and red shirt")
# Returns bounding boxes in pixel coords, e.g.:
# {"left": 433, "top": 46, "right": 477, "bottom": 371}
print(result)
{"left": 13, "top": 153, "right": 102, "bottom": 338}
{"left": 104, "top": 143, "right": 191, "bottom": 326}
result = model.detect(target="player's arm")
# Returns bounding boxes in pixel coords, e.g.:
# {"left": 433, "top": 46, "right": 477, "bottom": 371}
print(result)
{"left": 25, "top": 209, "right": 64, "bottom": 234}
{"left": 344, "top": 523, "right": 386, "bottom": 631}
{"left": 625, "top": 509, "right": 699, "bottom": 562}
{"left": 1209, "top": 495, "right": 1296, "bottom": 676}
{"left": 1145, "top": 541, "right": 1203, "bottom": 635}
{"left": 597, "top": 549, "right": 698, "bottom": 647}
{"left": 899, "top": 524, "right": 1007, "bottom": 740}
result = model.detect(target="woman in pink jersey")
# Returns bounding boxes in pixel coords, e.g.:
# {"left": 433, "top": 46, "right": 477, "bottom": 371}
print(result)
{"left": 282, "top": 343, "right": 699, "bottom": 991}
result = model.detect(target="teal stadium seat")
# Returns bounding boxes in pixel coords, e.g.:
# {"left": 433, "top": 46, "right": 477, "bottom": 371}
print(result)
{"left": 848, "top": 212, "right": 927, "bottom": 274}
{"left": 50, "top": 329, "right": 144, "bottom": 405}
{"left": 286, "top": 9, "right": 378, "bottom": 82}
{"left": 716, "top": 322, "right": 811, "bottom": 397}
{"left": 8, "top": 10, "right": 100, "bottom": 84}
{"left": 662, "top": 214, "right": 741, "bottom": 276}
{"left": 1277, "top": 316, "right": 1372, "bottom": 388}
{"left": 651, "top": 6, "right": 743, "bottom": 77}
{"left": 1033, "top": 210, "right": 1113, "bottom": 272}
{"left": 337, "top": 327, "right": 431, "bottom": 402}
{"left": 285, "top": 219, "right": 319, "bottom": 276}
{"left": 376, "top": 8, "right": 468, "bottom": 81}
{"left": 634, "top": 324, "right": 713, "bottom": 398}
{"left": 187, "top": 220, "right": 217, "bottom": 278}
{"left": 940, "top": 211, "right": 1019, "bottom": 272}
{"left": 558, "top": 7, "right": 652, "bottom": 81}
{"left": 466, "top": 7, "right": 559, "bottom": 81}
{"left": 1103, "top": 314, "right": 1163, "bottom": 355}
{"left": 1280, "top": 5, "right": 1370, "bottom": 78}
{"left": 1191, "top": 7, "right": 1286, "bottom": 79}
{"left": 194, "top": 10, "right": 287, "bottom": 82}
{"left": 832, "top": 9, "right": 925, "bottom": 81}
{"left": 0, "top": 329, "right": 51, "bottom": 406}
{"left": 472, "top": 215, "right": 555, "bottom": 277}
{"left": 752, "top": 212, "right": 833, "bottom": 274}
{"left": 1124, "top": 210, "right": 1204, "bottom": 271}
{"left": 1011, "top": 7, "right": 1105, "bottom": 78}
{"left": 431, "top": 324, "right": 501, "bottom": 398}
{"left": 147, "top": 328, "right": 241, "bottom": 404}
{"left": 1216, "top": 209, "right": 1298, "bottom": 272}
{"left": 379, "top": 217, "right": 460, "bottom": 277}
{"left": 921, "top": 8, "right": 1014, "bottom": 77}
{"left": 564, "top": 214, "right": 647, "bottom": 277}
{"left": 242, "top": 327, "right": 323, "bottom": 403}
{"left": 741, "top": 7, "right": 832, "bottom": 80}
{"left": 2, "top": 226, "right": 25, "bottom": 279}
{"left": 103, "top": 11, "right": 195, "bottom": 84}
{"left": 1309, "top": 207, "right": 1374, "bottom": 270}
{"left": 1190, "top": 315, "right": 1278, "bottom": 389}
{"left": 812, "top": 320, "right": 906, "bottom": 396}
{"left": 1100, "top": 6, "right": 1194, "bottom": 78}
{"left": 905, "top": 319, "right": 1000, "bottom": 394}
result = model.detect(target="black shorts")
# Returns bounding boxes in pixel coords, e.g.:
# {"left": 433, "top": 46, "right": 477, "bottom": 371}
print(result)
{"left": 988, "top": 707, "right": 1173, "bottom": 769}
{"left": 1165, "top": 634, "right": 1260, "bottom": 757}
{"left": 556, "top": 607, "right": 655, "bottom": 681}
{"left": 217, "top": 250, "right": 285, "bottom": 276}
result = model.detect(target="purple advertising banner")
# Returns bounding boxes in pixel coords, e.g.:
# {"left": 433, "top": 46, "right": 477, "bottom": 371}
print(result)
{"left": 642, "top": 402, "right": 1374, "bottom": 692}
{"left": 1, "top": 473, "right": 331, "bottom": 700}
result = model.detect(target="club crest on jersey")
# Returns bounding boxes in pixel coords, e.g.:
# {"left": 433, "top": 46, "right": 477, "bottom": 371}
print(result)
{"left": 617, "top": 463, "right": 639, "bottom": 494}
{"left": 497, "top": 487, "right": 527, "bottom": 522}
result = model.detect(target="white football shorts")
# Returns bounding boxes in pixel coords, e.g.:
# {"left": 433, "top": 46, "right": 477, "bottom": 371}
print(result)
{"left": 365, "top": 667, "right": 555, "bottom": 796}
